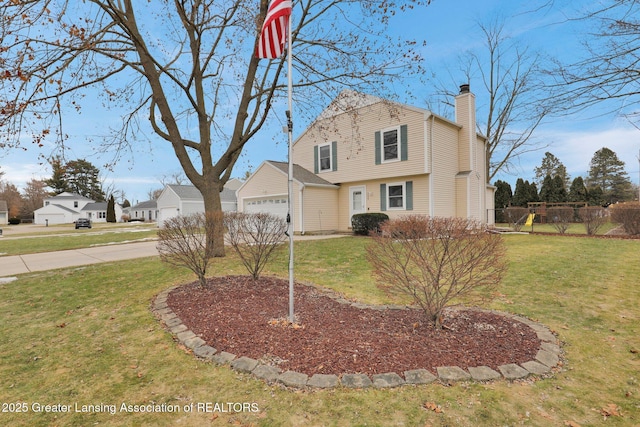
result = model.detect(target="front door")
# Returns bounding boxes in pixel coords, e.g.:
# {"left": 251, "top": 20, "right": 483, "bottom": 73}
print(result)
{"left": 349, "top": 186, "right": 366, "bottom": 223}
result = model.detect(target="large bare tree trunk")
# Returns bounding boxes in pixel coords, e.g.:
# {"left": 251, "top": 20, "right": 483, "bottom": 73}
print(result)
{"left": 198, "top": 180, "right": 226, "bottom": 258}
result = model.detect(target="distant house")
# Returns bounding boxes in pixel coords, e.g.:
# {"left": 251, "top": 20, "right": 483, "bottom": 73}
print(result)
{"left": 82, "top": 201, "right": 123, "bottom": 223}
{"left": 0, "top": 200, "right": 8, "bottom": 225}
{"left": 237, "top": 86, "right": 493, "bottom": 234}
{"left": 129, "top": 200, "right": 158, "bottom": 222}
{"left": 34, "top": 192, "right": 94, "bottom": 225}
{"left": 156, "top": 178, "right": 241, "bottom": 226}
{"left": 33, "top": 192, "right": 122, "bottom": 225}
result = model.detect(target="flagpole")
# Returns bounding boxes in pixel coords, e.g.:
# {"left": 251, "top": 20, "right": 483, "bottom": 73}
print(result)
{"left": 286, "top": 3, "right": 295, "bottom": 323}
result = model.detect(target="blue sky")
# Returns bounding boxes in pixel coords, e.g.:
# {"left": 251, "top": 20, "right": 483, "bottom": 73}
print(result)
{"left": 1, "top": 0, "right": 639, "bottom": 204}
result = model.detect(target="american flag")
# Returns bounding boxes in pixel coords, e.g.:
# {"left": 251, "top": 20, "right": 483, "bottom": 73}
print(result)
{"left": 256, "top": 0, "right": 292, "bottom": 59}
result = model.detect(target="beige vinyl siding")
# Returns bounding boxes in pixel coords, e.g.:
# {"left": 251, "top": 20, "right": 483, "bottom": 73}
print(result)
{"left": 237, "top": 164, "right": 288, "bottom": 202}
{"left": 430, "top": 121, "right": 459, "bottom": 218}
{"left": 301, "top": 187, "right": 339, "bottom": 232}
{"left": 470, "top": 136, "right": 486, "bottom": 221}
{"left": 335, "top": 175, "right": 429, "bottom": 231}
{"left": 486, "top": 186, "right": 496, "bottom": 225}
{"left": 294, "top": 103, "right": 426, "bottom": 183}
{"left": 455, "top": 92, "right": 475, "bottom": 173}
{"left": 455, "top": 174, "right": 469, "bottom": 218}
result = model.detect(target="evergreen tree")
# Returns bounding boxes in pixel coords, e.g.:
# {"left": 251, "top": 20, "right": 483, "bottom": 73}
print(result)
{"left": 568, "top": 177, "right": 588, "bottom": 202}
{"left": 512, "top": 178, "right": 537, "bottom": 207}
{"left": 528, "top": 181, "right": 539, "bottom": 203}
{"left": 493, "top": 180, "right": 512, "bottom": 222}
{"left": 553, "top": 175, "right": 567, "bottom": 202}
{"left": 107, "top": 194, "right": 116, "bottom": 223}
{"left": 64, "top": 159, "right": 105, "bottom": 201}
{"left": 587, "top": 185, "right": 606, "bottom": 206}
{"left": 534, "top": 152, "right": 570, "bottom": 189}
{"left": 44, "top": 156, "right": 68, "bottom": 195}
{"left": 540, "top": 174, "right": 567, "bottom": 203}
{"left": 588, "top": 147, "right": 633, "bottom": 203}
{"left": 539, "top": 175, "right": 556, "bottom": 202}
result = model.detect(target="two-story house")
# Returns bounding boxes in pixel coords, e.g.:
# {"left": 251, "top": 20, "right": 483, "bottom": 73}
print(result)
{"left": 33, "top": 192, "right": 123, "bottom": 225}
{"left": 236, "top": 85, "right": 494, "bottom": 233}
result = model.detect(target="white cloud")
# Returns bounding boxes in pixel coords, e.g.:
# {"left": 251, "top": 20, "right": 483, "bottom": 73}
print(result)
{"left": 542, "top": 125, "right": 640, "bottom": 178}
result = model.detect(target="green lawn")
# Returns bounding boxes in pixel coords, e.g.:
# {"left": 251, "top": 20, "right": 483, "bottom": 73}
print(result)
{"left": 0, "top": 235, "right": 638, "bottom": 426}
{"left": 0, "top": 225, "right": 158, "bottom": 256}
{"left": 496, "top": 221, "right": 620, "bottom": 235}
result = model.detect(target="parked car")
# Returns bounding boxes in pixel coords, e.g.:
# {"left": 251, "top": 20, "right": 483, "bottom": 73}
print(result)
{"left": 75, "top": 218, "right": 92, "bottom": 229}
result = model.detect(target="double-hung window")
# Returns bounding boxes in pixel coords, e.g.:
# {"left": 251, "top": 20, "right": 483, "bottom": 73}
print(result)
{"left": 314, "top": 141, "right": 337, "bottom": 173}
{"left": 382, "top": 127, "right": 399, "bottom": 162}
{"left": 387, "top": 183, "right": 405, "bottom": 209}
{"left": 375, "top": 125, "right": 407, "bottom": 165}
{"left": 380, "top": 181, "right": 413, "bottom": 211}
{"left": 318, "top": 143, "right": 332, "bottom": 172}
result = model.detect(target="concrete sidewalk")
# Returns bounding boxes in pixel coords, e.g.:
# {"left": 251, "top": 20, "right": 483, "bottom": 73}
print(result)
{"left": 0, "top": 234, "right": 348, "bottom": 278}
{"left": 0, "top": 241, "right": 160, "bottom": 277}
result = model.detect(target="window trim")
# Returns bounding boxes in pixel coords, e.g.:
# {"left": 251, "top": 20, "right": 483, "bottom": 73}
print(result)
{"left": 386, "top": 182, "right": 406, "bottom": 210}
{"left": 318, "top": 143, "right": 332, "bottom": 172}
{"left": 381, "top": 126, "right": 401, "bottom": 163}
{"left": 380, "top": 180, "right": 413, "bottom": 211}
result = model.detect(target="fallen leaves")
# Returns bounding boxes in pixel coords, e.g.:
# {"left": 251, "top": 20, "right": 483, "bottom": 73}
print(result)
{"left": 423, "top": 401, "right": 443, "bottom": 414}
{"left": 267, "top": 318, "right": 305, "bottom": 330}
{"left": 599, "top": 403, "right": 622, "bottom": 418}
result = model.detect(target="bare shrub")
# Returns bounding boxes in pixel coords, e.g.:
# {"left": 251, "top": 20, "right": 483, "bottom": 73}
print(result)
{"left": 224, "top": 212, "right": 287, "bottom": 280}
{"left": 504, "top": 206, "right": 528, "bottom": 231}
{"left": 610, "top": 203, "right": 640, "bottom": 235}
{"left": 578, "top": 206, "right": 607, "bottom": 235}
{"left": 367, "top": 215, "right": 507, "bottom": 329}
{"left": 157, "top": 212, "right": 220, "bottom": 288}
{"left": 547, "top": 206, "right": 574, "bottom": 234}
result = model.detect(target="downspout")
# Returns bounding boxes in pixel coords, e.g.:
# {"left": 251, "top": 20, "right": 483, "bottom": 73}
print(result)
{"left": 427, "top": 113, "right": 435, "bottom": 217}
{"left": 299, "top": 185, "right": 305, "bottom": 235}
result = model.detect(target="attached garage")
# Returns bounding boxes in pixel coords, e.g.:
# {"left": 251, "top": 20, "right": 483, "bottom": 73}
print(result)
{"left": 237, "top": 160, "right": 340, "bottom": 234}
{"left": 243, "top": 196, "right": 289, "bottom": 219}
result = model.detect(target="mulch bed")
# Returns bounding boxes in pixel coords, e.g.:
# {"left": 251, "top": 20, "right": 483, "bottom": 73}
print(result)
{"left": 167, "top": 276, "right": 541, "bottom": 377}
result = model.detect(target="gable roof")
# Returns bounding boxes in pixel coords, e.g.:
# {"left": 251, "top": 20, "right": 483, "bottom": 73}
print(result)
{"left": 81, "top": 202, "right": 108, "bottom": 211}
{"left": 47, "top": 204, "right": 79, "bottom": 214}
{"left": 167, "top": 185, "right": 203, "bottom": 200}
{"left": 167, "top": 184, "right": 237, "bottom": 203}
{"left": 316, "top": 89, "right": 386, "bottom": 121}
{"left": 131, "top": 200, "right": 157, "bottom": 209}
{"left": 296, "top": 90, "right": 466, "bottom": 147}
{"left": 266, "top": 161, "right": 337, "bottom": 187}
{"left": 45, "top": 192, "right": 94, "bottom": 202}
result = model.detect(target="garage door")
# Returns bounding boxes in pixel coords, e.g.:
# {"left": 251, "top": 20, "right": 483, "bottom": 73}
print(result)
{"left": 159, "top": 208, "right": 178, "bottom": 227}
{"left": 244, "top": 197, "right": 289, "bottom": 219}
{"left": 40, "top": 214, "right": 66, "bottom": 225}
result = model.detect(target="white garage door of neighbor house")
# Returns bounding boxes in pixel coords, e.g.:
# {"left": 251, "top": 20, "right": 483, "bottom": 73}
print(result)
{"left": 43, "top": 214, "right": 66, "bottom": 225}
{"left": 244, "top": 197, "right": 289, "bottom": 219}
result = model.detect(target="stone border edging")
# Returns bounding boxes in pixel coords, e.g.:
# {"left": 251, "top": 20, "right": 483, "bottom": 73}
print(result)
{"left": 152, "top": 285, "right": 563, "bottom": 389}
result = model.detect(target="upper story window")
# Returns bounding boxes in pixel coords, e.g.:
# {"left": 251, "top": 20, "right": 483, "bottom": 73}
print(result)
{"left": 314, "top": 141, "right": 337, "bottom": 174}
{"left": 382, "top": 127, "right": 400, "bottom": 162}
{"left": 318, "top": 143, "right": 332, "bottom": 172}
{"left": 74, "top": 201, "right": 79, "bottom": 208}
{"left": 375, "top": 125, "right": 407, "bottom": 165}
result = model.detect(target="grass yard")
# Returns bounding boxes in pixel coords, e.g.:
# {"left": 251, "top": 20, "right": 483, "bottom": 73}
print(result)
{"left": 496, "top": 221, "right": 620, "bottom": 235}
{"left": 0, "top": 235, "right": 638, "bottom": 426}
{"left": 0, "top": 226, "right": 158, "bottom": 256}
